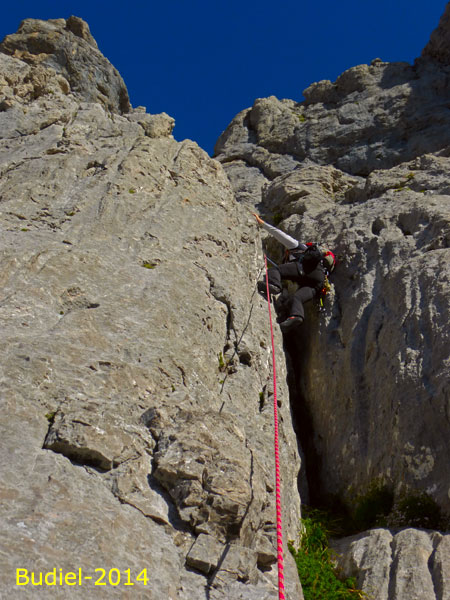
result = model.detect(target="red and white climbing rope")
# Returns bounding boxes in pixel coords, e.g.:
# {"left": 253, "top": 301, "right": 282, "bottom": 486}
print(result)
{"left": 264, "top": 255, "right": 285, "bottom": 600}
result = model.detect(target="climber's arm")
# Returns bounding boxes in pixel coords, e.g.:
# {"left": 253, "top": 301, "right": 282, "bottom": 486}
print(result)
{"left": 253, "top": 213, "right": 306, "bottom": 250}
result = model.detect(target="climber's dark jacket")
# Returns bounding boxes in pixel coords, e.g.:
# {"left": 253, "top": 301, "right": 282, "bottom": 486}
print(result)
{"left": 261, "top": 221, "right": 325, "bottom": 319}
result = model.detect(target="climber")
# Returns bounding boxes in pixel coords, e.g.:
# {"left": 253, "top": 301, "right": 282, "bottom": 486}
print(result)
{"left": 253, "top": 213, "right": 326, "bottom": 332}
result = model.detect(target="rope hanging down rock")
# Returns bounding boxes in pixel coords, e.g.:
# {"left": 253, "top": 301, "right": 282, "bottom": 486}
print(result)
{"left": 264, "top": 255, "right": 285, "bottom": 600}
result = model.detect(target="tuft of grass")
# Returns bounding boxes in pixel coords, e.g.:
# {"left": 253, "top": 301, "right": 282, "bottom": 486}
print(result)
{"left": 45, "top": 411, "right": 56, "bottom": 425}
{"left": 258, "top": 391, "right": 266, "bottom": 411}
{"left": 218, "top": 352, "right": 226, "bottom": 372}
{"left": 141, "top": 261, "right": 157, "bottom": 269}
{"left": 272, "top": 212, "right": 283, "bottom": 226}
{"left": 289, "top": 509, "right": 365, "bottom": 600}
{"left": 129, "top": 188, "right": 136, "bottom": 194}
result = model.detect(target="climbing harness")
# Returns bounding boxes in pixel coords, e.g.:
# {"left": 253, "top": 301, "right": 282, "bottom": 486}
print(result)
{"left": 264, "top": 255, "right": 285, "bottom": 600}
{"left": 265, "top": 252, "right": 334, "bottom": 314}
{"left": 284, "top": 242, "right": 336, "bottom": 274}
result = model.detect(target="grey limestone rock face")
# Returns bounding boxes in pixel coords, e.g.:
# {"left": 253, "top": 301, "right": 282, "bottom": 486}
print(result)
{"left": 217, "top": 61, "right": 450, "bottom": 177}
{"left": 215, "top": 4, "right": 450, "bottom": 599}
{"left": 216, "top": 6, "right": 450, "bottom": 178}
{"left": 331, "top": 528, "right": 450, "bottom": 600}
{"left": 421, "top": 2, "right": 450, "bottom": 64}
{"left": 0, "top": 16, "right": 130, "bottom": 114}
{"left": 293, "top": 186, "right": 450, "bottom": 514}
{"left": 215, "top": 3, "right": 450, "bottom": 517}
{"left": 0, "top": 18, "right": 302, "bottom": 600}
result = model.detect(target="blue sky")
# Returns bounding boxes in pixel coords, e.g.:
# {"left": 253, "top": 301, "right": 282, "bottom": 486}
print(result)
{"left": 2, "top": 1, "right": 448, "bottom": 155}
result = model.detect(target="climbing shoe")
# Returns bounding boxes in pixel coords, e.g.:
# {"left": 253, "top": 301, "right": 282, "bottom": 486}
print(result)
{"left": 280, "top": 315, "right": 304, "bottom": 332}
{"left": 257, "top": 281, "right": 281, "bottom": 299}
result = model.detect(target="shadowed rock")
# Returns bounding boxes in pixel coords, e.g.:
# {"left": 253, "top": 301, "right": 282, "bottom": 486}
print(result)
{"left": 421, "top": 2, "right": 450, "bottom": 64}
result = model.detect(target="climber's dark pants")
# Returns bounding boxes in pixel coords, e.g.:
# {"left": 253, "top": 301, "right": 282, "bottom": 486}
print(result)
{"left": 267, "top": 262, "right": 317, "bottom": 319}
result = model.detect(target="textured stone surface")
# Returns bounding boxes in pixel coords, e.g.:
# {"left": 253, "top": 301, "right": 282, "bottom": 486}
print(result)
{"left": 0, "top": 16, "right": 130, "bottom": 113}
{"left": 217, "top": 62, "right": 450, "bottom": 176}
{"left": 421, "top": 2, "right": 450, "bottom": 64}
{"left": 290, "top": 187, "right": 450, "bottom": 513}
{"left": 221, "top": 160, "right": 450, "bottom": 520}
{"left": 216, "top": 6, "right": 450, "bottom": 178}
{"left": 215, "top": 5, "right": 450, "bottom": 518}
{"left": 215, "top": 5, "right": 450, "bottom": 599}
{"left": 2, "top": 4, "right": 450, "bottom": 598}
{"left": 186, "top": 534, "right": 226, "bottom": 574}
{"left": 331, "top": 528, "right": 450, "bottom": 600}
{"left": 0, "top": 18, "right": 302, "bottom": 600}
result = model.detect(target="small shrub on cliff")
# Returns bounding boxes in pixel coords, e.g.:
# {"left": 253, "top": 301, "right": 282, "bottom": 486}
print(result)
{"left": 289, "top": 509, "right": 364, "bottom": 600}
{"left": 386, "top": 491, "right": 444, "bottom": 530}
{"left": 45, "top": 411, "right": 56, "bottom": 425}
{"left": 351, "top": 482, "right": 448, "bottom": 531}
{"left": 352, "top": 480, "right": 394, "bottom": 530}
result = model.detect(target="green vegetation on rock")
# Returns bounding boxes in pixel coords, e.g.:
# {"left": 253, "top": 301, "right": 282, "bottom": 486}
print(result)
{"left": 349, "top": 480, "right": 448, "bottom": 532}
{"left": 289, "top": 509, "right": 364, "bottom": 600}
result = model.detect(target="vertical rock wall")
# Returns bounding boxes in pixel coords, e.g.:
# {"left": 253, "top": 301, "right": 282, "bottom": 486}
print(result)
{"left": 215, "top": 4, "right": 450, "bottom": 599}
{"left": 0, "top": 18, "right": 303, "bottom": 599}
{"left": 215, "top": 3, "right": 450, "bottom": 519}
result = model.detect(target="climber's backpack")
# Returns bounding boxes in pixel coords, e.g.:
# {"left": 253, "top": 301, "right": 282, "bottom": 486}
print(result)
{"left": 284, "top": 242, "right": 336, "bottom": 275}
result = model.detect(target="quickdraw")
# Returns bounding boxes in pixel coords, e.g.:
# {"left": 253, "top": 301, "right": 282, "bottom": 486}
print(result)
{"left": 318, "top": 276, "right": 332, "bottom": 312}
